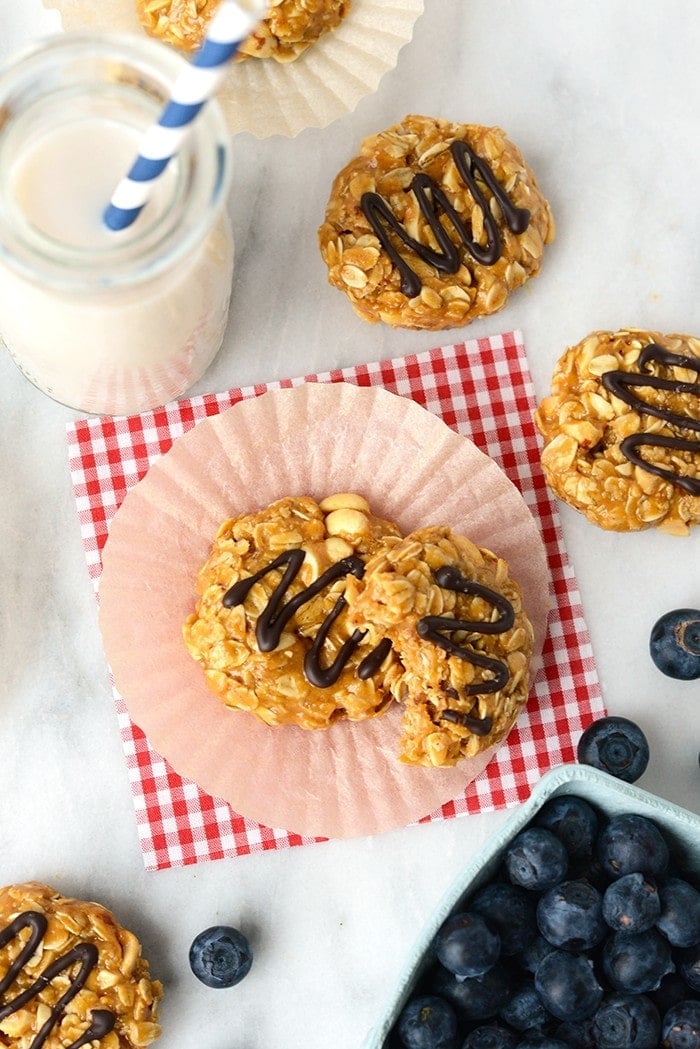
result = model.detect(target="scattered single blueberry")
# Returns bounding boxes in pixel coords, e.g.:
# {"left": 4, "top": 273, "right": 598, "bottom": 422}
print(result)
{"left": 592, "top": 992, "right": 660, "bottom": 1049}
{"left": 662, "top": 999, "right": 700, "bottom": 1049}
{"left": 657, "top": 878, "right": 700, "bottom": 947}
{"left": 189, "top": 925, "right": 253, "bottom": 988}
{"left": 597, "top": 813, "right": 670, "bottom": 880}
{"left": 435, "top": 911, "right": 500, "bottom": 979}
{"left": 534, "top": 795, "right": 599, "bottom": 860}
{"left": 602, "top": 927, "right": 674, "bottom": 994}
{"left": 469, "top": 883, "right": 538, "bottom": 956}
{"left": 536, "top": 880, "right": 606, "bottom": 952}
{"left": 577, "top": 717, "right": 649, "bottom": 783}
{"left": 397, "top": 995, "right": 458, "bottom": 1049}
{"left": 602, "top": 872, "right": 661, "bottom": 934}
{"left": 503, "top": 828, "right": 568, "bottom": 892}
{"left": 650, "top": 608, "right": 700, "bottom": 681}
{"left": 534, "top": 950, "right": 603, "bottom": 1022}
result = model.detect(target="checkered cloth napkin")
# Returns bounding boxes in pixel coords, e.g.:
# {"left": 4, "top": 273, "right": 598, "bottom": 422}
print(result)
{"left": 67, "top": 331, "right": 605, "bottom": 871}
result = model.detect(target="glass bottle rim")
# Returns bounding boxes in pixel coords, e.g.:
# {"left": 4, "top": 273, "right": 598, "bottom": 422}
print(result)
{"left": 0, "top": 31, "right": 232, "bottom": 293}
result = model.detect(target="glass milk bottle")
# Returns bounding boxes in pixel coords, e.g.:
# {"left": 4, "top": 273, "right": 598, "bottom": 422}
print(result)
{"left": 0, "top": 33, "right": 234, "bottom": 416}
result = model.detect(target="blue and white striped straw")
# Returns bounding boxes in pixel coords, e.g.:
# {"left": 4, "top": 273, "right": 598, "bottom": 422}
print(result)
{"left": 103, "top": 0, "right": 266, "bottom": 232}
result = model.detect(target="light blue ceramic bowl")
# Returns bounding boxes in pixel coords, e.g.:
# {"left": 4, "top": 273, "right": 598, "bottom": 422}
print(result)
{"left": 363, "top": 763, "right": 700, "bottom": 1049}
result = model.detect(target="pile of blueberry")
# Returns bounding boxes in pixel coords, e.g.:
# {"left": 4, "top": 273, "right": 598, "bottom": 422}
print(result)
{"left": 386, "top": 792, "right": 700, "bottom": 1049}
{"left": 382, "top": 601, "right": 700, "bottom": 1049}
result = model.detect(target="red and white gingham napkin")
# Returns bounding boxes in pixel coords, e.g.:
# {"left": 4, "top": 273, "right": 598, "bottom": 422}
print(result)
{"left": 67, "top": 331, "right": 605, "bottom": 871}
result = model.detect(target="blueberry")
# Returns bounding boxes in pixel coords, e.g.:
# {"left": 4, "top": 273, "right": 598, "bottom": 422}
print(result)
{"left": 503, "top": 828, "right": 568, "bottom": 892}
{"left": 189, "top": 925, "right": 253, "bottom": 988}
{"left": 469, "top": 883, "right": 538, "bottom": 955}
{"left": 597, "top": 814, "right": 670, "bottom": 880}
{"left": 591, "top": 993, "right": 660, "bottom": 1049}
{"left": 576, "top": 717, "right": 649, "bottom": 783}
{"left": 568, "top": 853, "right": 609, "bottom": 893}
{"left": 677, "top": 945, "right": 700, "bottom": 991}
{"left": 387, "top": 789, "right": 700, "bottom": 1049}
{"left": 662, "top": 999, "right": 700, "bottom": 1049}
{"left": 428, "top": 962, "right": 516, "bottom": 1022}
{"left": 650, "top": 973, "right": 696, "bottom": 1015}
{"left": 602, "top": 872, "right": 661, "bottom": 933}
{"left": 498, "top": 979, "right": 552, "bottom": 1031}
{"left": 516, "top": 933, "right": 556, "bottom": 974}
{"left": 534, "top": 795, "right": 599, "bottom": 860}
{"left": 397, "top": 995, "right": 458, "bottom": 1049}
{"left": 536, "top": 880, "right": 606, "bottom": 952}
{"left": 650, "top": 609, "right": 700, "bottom": 681}
{"left": 657, "top": 878, "right": 700, "bottom": 947}
{"left": 602, "top": 928, "right": 674, "bottom": 993}
{"left": 460, "top": 1024, "right": 518, "bottom": 1049}
{"left": 435, "top": 912, "right": 501, "bottom": 979}
{"left": 554, "top": 1020, "right": 596, "bottom": 1049}
{"left": 534, "top": 949, "right": 603, "bottom": 1022}
{"left": 518, "top": 1037, "right": 571, "bottom": 1049}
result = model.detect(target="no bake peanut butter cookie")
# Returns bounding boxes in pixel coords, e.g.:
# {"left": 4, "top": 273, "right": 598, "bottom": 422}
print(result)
{"left": 136, "top": 0, "right": 351, "bottom": 59}
{"left": 318, "top": 115, "right": 555, "bottom": 330}
{"left": 344, "top": 526, "right": 534, "bottom": 767}
{"left": 183, "top": 494, "right": 403, "bottom": 731}
{"left": 0, "top": 881, "right": 162, "bottom": 1049}
{"left": 183, "top": 496, "right": 534, "bottom": 768}
{"left": 535, "top": 329, "right": 700, "bottom": 534}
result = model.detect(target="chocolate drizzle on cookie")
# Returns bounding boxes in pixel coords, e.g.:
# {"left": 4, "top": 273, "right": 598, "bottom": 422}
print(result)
{"left": 601, "top": 343, "right": 700, "bottom": 496}
{"left": 417, "top": 564, "right": 515, "bottom": 705}
{"left": 0, "top": 910, "right": 116, "bottom": 1049}
{"left": 223, "top": 554, "right": 516, "bottom": 720}
{"left": 223, "top": 550, "right": 392, "bottom": 687}
{"left": 441, "top": 707, "right": 493, "bottom": 736}
{"left": 356, "top": 637, "right": 393, "bottom": 680}
{"left": 360, "top": 139, "right": 531, "bottom": 297}
{"left": 303, "top": 591, "right": 367, "bottom": 688}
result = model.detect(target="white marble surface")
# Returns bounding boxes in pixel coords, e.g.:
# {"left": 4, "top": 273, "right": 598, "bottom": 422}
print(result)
{"left": 1, "top": 2, "right": 699, "bottom": 1046}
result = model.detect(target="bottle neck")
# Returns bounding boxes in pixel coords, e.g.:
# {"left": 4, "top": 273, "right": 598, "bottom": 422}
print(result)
{"left": 0, "top": 33, "right": 230, "bottom": 293}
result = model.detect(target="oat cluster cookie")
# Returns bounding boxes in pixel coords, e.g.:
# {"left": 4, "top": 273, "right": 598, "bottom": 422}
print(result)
{"left": 136, "top": 0, "right": 350, "bottom": 59}
{"left": 237, "top": 0, "right": 351, "bottom": 62}
{"left": 184, "top": 496, "right": 534, "bottom": 767}
{"left": 344, "top": 527, "right": 534, "bottom": 767}
{"left": 535, "top": 329, "right": 700, "bottom": 535}
{"left": 318, "top": 115, "right": 555, "bottom": 330}
{"left": 0, "top": 882, "right": 163, "bottom": 1049}
{"left": 183, "top": 494, "right": 403, "bottom": 730}
{"left": 135, "top": 0, "right": 218, "bottom": 51}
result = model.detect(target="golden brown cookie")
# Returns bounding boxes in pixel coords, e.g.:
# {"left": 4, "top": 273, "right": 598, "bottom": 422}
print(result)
{"left": 237, "top": 0, "right": 351, "bottom": 62}
{"left": 318, "top": 114, "right": 555, "bottom": 330}
{"left": 136, "top": 0, "right": 351, "bottom": 59}
{"left": 344, "top": 526, "right": 534, "bottom": 767}
{"left": 136, "top": 0, "right": 218, "bottom": 52}
{"left": 535, "top": 329, "right": 700, "bottom": 535}
{"left": 0, "top": 881, "right": 162, "bottom": 1049}
{"left": 183, "top": 494, "right": 403, "bottom": 730}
